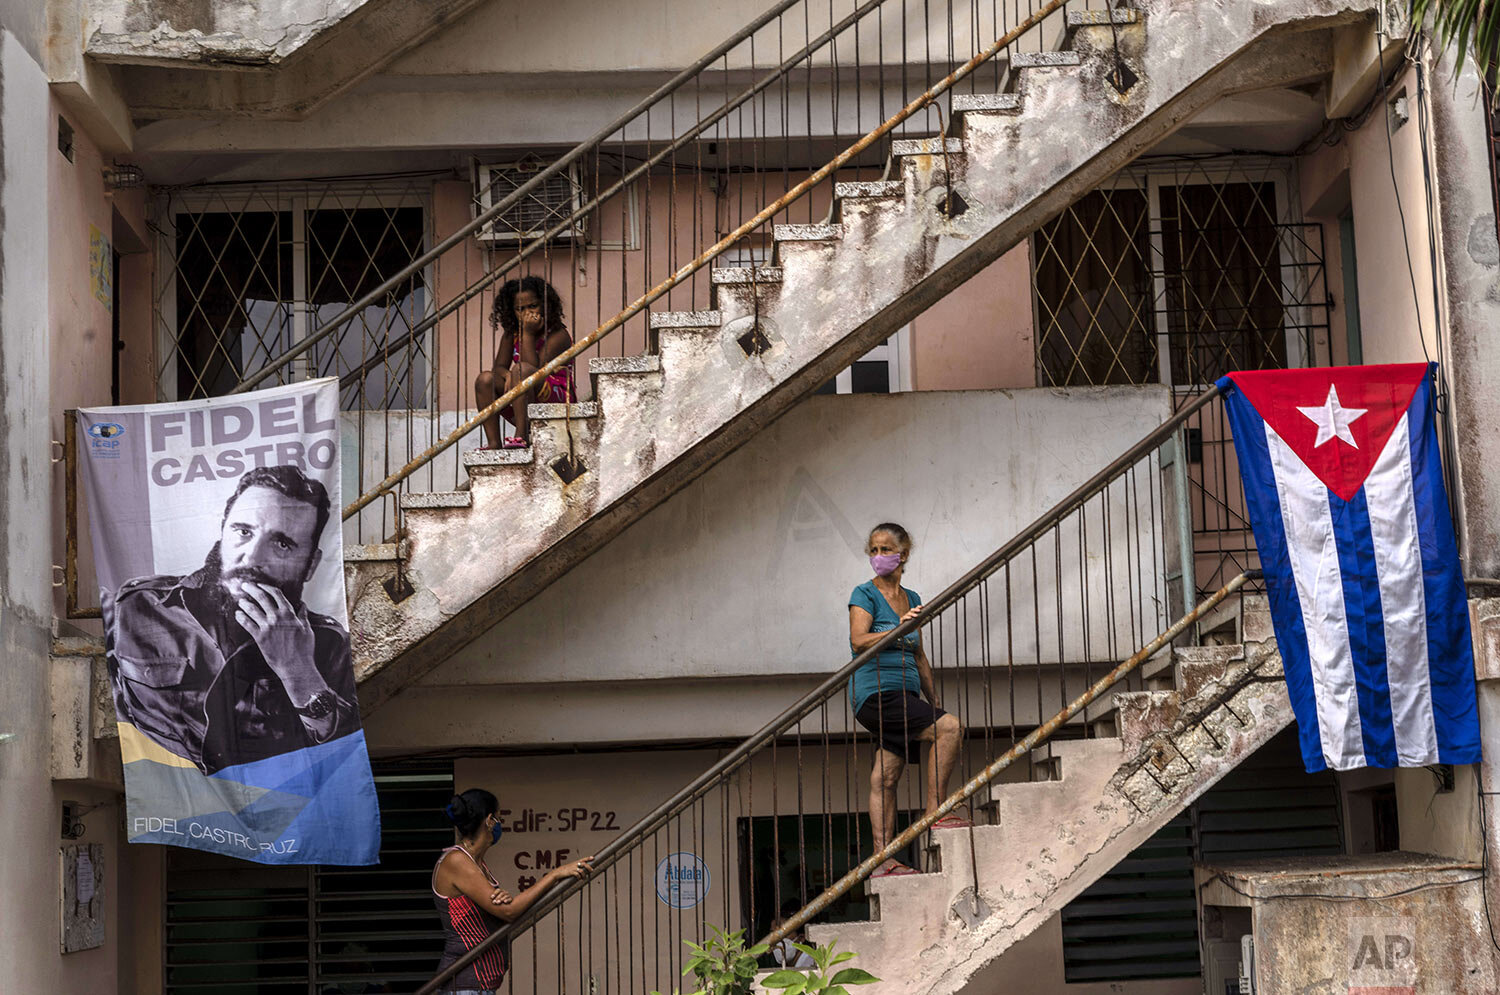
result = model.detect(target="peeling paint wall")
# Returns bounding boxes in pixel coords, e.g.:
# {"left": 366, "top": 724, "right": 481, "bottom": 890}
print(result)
{"left": 88, "top": 0, "right": 372, "bottom": 63}
{"left": 0, "top": 29, "right": 59, "bottom": 992}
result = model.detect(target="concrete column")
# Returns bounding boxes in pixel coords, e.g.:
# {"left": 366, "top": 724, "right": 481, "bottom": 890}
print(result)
{"left": 1428, "top": 49, "right": 1500, "bottom": 572}
{"left": 1427, "top": 46, "right": 1500, "bottom": 976}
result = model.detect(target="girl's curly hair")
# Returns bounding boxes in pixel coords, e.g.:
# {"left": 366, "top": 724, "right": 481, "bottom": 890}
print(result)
{"left": 490, "top": 276, "right": 567, "bottom": 338}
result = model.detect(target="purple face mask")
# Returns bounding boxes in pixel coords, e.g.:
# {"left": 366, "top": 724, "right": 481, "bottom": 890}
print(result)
{"left": 869, "top": 552, "right": 902, "bottom": 576}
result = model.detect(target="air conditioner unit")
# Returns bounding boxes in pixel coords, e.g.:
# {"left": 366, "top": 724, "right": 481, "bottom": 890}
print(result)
{"left": 473, "top": 159, "right": 587, "bottom": 247}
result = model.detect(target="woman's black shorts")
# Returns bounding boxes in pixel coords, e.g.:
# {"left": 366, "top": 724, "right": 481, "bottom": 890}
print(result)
{"left": 855, "top": 690, "right": 945, "bottom": 764}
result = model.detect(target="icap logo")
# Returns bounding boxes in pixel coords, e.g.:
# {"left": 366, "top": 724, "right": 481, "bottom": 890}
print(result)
{"left": 655, "top": 852, "right": 709, "bottom": 910}
{"left": 86, "top": 421, "right": 125, "bottom": 459}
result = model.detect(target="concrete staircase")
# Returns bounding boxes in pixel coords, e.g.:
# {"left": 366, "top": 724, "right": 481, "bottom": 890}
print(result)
{"left": 803, "top": 609, "right": 1293, "bottom": 994}
{"left": 347, "top": 0, "right": 1375, "bottom": 710}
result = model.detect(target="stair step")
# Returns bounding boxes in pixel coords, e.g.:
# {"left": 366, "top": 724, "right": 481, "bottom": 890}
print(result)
{"left": 835, "top": 180, "right": 906, "bottom": 199}
{"left": 587, "top": 355, "right": 661, "bottom": 375}
{"left": 1242, "top": 594, "right": 1273, "bottom": 643}
{"left": 710, "top": 266, "right": 784, "bottom": 284}
{"left": 463, "top": 447, "right": 534, "bottom": 472}
{"left": 1029, "top": 748, "right": 1065, "bottom": 781}
{"left": 1139, "top": 645, "right": 1176, "bottom": 689}
{"left": 345, "top": 541, "right": 402, "bottom": 562}
{"left": 773, "top": 223, "right": 845, "bottom": 242}
{"left": 1066, "top": 8, "right": 1143, "bottom": 28}
{"left": 648, "top": 309, "right": 721, "bottom": 329}
{"left": 528, "top": 401, "right": 599, "bottom": 420}
{"left": 1117, "top": 689, "right": 1183, "bottom": 754}
{"left": 399, "top": 490, "right": 472, "bottom": 511}
{"left": 1010, "top": 51, "right": 1083, "bottom": 70}
{"left": 890, "top": 137, "right": 964, "bottom": 157}
{"left": 951, "top": 93, "right": 1022, "bottom": 115}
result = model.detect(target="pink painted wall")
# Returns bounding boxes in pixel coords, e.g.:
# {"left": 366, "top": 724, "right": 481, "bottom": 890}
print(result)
{"left": 1298, "top": 65, "right": 1438, "bottom": 366}
{"left": 911, "top": 242, "right": 1036, "bottom": 390}
{"left": 48, "top": 105, "right": 116, "bottom": 626}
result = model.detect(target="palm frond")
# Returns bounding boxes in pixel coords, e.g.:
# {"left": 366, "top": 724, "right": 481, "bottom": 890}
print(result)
{"left": 1410, "top": 0, "right": 1500, "bottom": 83}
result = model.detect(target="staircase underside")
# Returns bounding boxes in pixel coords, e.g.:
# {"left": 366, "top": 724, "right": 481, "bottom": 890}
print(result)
{"left": 348, "top": 0, "right": 1376, "bottom": 714}
{"left": 805, "top": 633, "right": 1294, "bottom": 994}
{"left": 89, "top": 0, "right": 488, "bottom": 119}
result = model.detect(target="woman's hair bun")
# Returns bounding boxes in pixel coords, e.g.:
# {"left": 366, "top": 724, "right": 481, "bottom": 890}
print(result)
{"left": 443, "top": 788, "right": 498, "bottom": 837}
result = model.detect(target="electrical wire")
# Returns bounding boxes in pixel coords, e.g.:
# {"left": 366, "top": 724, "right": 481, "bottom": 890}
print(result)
{"left": 1474, "top": 770, "right": 1500, "bottom": 951}
{"left": 1200, "top": 869, "right": 1485, "bottom": 904}
{"left": 1375, "top": 38, "right": 1433, "bottom": 365}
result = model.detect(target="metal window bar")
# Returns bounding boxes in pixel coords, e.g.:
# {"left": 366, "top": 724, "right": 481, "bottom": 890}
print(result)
{"left": 407, "top": 376, "right": 1294, "bottom": 994}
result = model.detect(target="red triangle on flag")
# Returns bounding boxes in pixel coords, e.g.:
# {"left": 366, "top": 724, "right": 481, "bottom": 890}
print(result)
{"left": 1227, "top": 364, "right": 1428, "bottom": 502}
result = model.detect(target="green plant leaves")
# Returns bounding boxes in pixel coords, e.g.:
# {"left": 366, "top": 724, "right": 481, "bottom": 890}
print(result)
{"left": 668, "top": 922, "right": 878, "bottom": 994}
{"left": 1410, "top": 0, "right": 1500, "bottom": 93}
{"left": 829, "top": 968, "right": 879, "bottom": 986}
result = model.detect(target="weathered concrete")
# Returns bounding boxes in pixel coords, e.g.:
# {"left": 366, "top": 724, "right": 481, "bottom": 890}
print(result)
{"left": 1429, "top": 49, "right": 1500, "bottom": 576}
{"left": 1198, "top": 853, "right": 1497, "bottom": 992}
{"left": 801, "top": 636, "right": 1293, "bottom": 994}
{"left": 2, "top": 27, "right": 124, "bottom": 994}
{"left": 87, "top": 0, "right": 489, "bottom": 119}
{"left": 346, "top": 0, "right": 1380, "bottom": 714}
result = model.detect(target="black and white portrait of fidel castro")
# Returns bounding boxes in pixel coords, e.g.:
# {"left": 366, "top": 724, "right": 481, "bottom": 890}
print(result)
{"left": 104, "top": 464, "right": 358, "bottom": 775}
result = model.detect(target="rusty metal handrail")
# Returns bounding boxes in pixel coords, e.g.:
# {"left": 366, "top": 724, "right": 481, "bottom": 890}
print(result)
{"left": 345, "top": 0, "right": 1072, "bottom": 523}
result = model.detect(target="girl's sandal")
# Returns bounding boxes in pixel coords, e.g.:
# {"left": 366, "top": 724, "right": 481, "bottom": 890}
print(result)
{"left": 870, "top": 858, "right": 918, "bottom": 879}
{"left": 501, "top": 436, "right": 527, "bottom": 449}
{"left": 931, "top": 816, "right": 973, "bottom": 830}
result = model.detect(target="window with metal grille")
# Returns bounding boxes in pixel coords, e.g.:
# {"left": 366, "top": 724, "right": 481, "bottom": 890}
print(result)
{"left": 1060, "top": 727, "right": 1343, "bottom": 983}
{"left": 474, "top": 161, "right": 587, "bottom": 246}
{"left": 162, "top": 760, "right": 454, "bottom": 994}
{"left": 153, "top": 181, "right": 432, "bottom": 409}
{"left": 1033, "top": 159, "right": 1331, "bottom": 390}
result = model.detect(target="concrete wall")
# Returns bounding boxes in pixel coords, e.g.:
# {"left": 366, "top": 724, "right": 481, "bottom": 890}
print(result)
{"left": 0, "top": 29, "right": 60, "bottom": 991}
{"left": 0, "top": 28, "right": 124, "bottom": 994}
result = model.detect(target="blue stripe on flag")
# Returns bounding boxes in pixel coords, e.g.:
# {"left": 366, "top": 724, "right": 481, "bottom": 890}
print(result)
{"left": 1406, "top": 372, "right": 1482, "bottom": 764}
{"left": 1328, "top": 488, "right": 1396, "bottom": 766}
{"left": 1217, "top": 376, "right": 1327, "bottom": 771}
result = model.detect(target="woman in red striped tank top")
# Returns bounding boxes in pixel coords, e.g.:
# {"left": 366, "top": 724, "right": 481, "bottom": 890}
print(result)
{"left": 431, "top": 789, "right": 592, "bottom": 993}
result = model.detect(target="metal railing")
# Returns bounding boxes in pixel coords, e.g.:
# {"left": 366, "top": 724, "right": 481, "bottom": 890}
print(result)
{"left": 414, "top": 382, "right": 1258, "bottom": 994}
{"left": 194, "top": 0, "right": 1127, "bottom": 542}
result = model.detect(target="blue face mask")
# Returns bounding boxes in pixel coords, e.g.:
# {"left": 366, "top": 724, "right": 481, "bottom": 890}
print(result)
{"left": 490, "top": 818, "right": 504, "bottom": 845}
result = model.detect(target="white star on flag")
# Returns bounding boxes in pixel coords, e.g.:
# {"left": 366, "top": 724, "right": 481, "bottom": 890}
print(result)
{"left": 1297, "top": 385, "right": 1367, "bottom": 448}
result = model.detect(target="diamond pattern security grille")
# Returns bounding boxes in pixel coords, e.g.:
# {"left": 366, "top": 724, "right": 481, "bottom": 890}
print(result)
{"left": 1032, "top": 159, "right": 1331, "bottom": 392}
{"left": 153, "top": 180, "right": 432, "bottom": 409}
{"left": 1033, "top": 187, "right": 1154, "bottom": 387}
{"left": 1158, "top": 180, "right": 1288, "bottom": 386}
{"left": 1032, "top": 158, "right": 1334, "bottom": 604}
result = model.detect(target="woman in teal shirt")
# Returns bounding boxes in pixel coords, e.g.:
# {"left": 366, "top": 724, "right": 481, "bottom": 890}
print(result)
{"left": 848, "top": 522, "right": 966, "bottom": 878}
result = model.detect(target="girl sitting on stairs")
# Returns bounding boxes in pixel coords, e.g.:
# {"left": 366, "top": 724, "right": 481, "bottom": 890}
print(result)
{"left": 474, "top": 276, "right": 577, "bottom": 450}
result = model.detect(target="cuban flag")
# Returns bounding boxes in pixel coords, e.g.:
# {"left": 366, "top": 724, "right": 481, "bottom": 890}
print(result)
{"left": 1219, "top": 363, "right": 1481, "bottom": 772}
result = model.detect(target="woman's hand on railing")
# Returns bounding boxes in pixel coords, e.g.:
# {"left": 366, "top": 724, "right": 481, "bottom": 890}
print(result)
{"left": 546, "top": 856, "right": 594, "bottom": 886}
